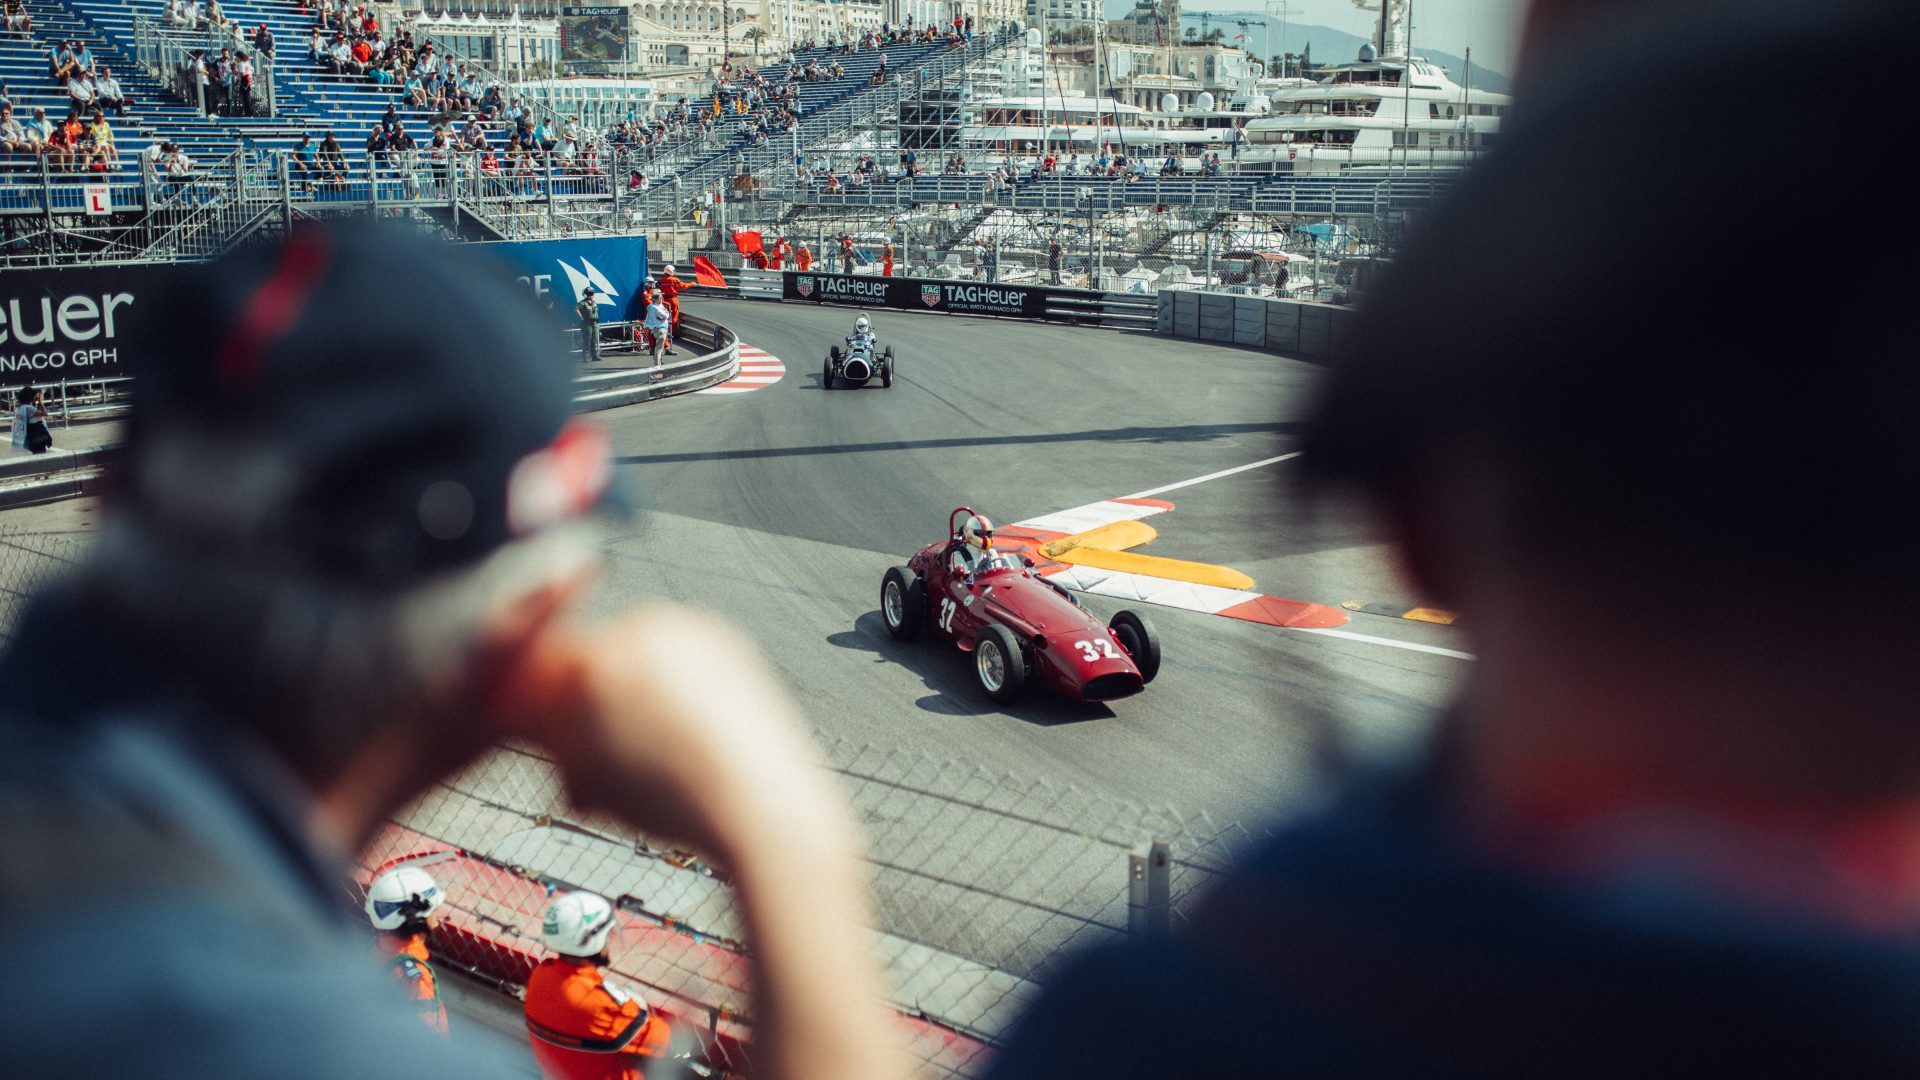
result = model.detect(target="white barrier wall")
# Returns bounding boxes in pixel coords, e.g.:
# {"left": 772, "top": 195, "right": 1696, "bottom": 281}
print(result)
{"left": 1155, "top": 290, "right": 1363, "bottom": 362}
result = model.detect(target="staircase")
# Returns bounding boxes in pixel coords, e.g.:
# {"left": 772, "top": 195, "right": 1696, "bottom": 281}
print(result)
{"left": 634, "top": 28, "right": 1022, "bottom": 221}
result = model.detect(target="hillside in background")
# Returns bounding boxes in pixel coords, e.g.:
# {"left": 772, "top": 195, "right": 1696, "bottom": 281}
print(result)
{"left": 1093, "top": 3, "right": 1512, "bottom": 94}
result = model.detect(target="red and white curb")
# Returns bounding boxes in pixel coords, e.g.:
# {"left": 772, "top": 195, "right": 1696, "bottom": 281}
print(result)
{"left": 696, "top": 343, "right": 785, "bottom": 395}
{"left": 996, "top": 497, "right": 1351, "bottom": 631}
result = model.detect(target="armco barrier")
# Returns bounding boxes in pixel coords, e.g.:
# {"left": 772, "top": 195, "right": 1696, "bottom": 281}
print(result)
{"left": 1157, "top": 288, "right": 1363, "bottom": 361}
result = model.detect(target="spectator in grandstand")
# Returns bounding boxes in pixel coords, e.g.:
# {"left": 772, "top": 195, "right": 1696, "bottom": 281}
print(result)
{"left": 188, "top": 49, "right": 214, "bottom": 115}
{"left": 141, "top": 138, "right": 166, "bottom": 177}
{"left": 95, "top": 67, "right": 127, "bottom": 116}
{"left": 231, "top": 52, "right": 256, "bottom": 117}
{"left": 85, "top": 109, "right": 114, "bottom": 172}
{"left": 0, "top": 104, "right": 27, "bottom": 158}
{"left": 254, "top": 23, "right": 275, "bottom": 59}
{"left": 2, "top": 0, "right": 28, "bottom": 37}
{"left": 48, "top": 41, "right": 78, "bottom": 84}
{"left": 289, "top": 134, "right": 319, "bottom": 192}
{"left": 991, "top": 6, "right": 1920, "bottom": 1080}
{"left": 317, "top": 130, "right": 347, "bottom": 184}
{"left": 1047, "top": 237, "right": 1063, "bottom": 285}
{"left": 162, "top": 142, "right": 194, "bottom": 184}
{"left": 309, "top": 25, "right": 326, "bottom": 61}
{"left": 42, "top": 109, "right": 79, "bottom": 172}
{"left": 0, "top": 220, "right": 895, "bottom": 1080}
{"left": 364, "top": 867, "right": 448, "bottom": 1036}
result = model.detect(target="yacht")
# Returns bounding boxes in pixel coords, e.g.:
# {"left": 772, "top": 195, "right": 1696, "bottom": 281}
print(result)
{"left": 954, "top": 83, "right": 1265, "bottom": 171}
{"left": 1239, "top": 0, "right": 1511, "bottom": 173}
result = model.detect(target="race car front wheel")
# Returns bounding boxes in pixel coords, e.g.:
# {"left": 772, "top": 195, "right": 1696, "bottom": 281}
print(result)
{"left": 975, "top": 625, "right": 1027, "bottom": 703}
{"left": 821, "top": 355, "right": 834, "bottom": 389}
{"left": 882, "top": 567, "right": 924, "bottom": 640}
{"left": 1109, "top": 610, "right": 1161, "bottom": 684}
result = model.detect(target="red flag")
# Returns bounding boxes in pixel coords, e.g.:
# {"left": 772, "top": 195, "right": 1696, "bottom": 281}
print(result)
{"left": 730, "top": 230, "right": 763, "bottom": 256}
{"left": 693, "top": 255, "right": 728, "bottom": 288}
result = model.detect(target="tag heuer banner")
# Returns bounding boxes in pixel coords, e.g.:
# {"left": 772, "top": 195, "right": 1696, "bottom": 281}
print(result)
{"left": 780, "top": 271, "right": 1109, "bottom": 323}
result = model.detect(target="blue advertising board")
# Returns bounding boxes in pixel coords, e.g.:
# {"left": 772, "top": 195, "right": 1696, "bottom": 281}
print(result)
{"left": 481, "top": 236, "right": 651, "bottom": 321}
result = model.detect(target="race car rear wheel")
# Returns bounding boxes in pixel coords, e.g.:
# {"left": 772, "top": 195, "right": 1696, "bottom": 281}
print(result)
{"left": 1109, "top": 610, "right": 1161, "bottom": 684}
{"left": 821, "top": 355, "right": 834, "bottom": 389}
{"left": 975, "top": 624, "right": 1027, "bottom": 704}
{"left": 881, "top": 567, "right": 924, "bottom": 641}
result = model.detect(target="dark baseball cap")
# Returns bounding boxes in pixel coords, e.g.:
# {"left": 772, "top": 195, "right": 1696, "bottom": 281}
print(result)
{"left": 123, "top": 219, "right": 614, "bottom": 589}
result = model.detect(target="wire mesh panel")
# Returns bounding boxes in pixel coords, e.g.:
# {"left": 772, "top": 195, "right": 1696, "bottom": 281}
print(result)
{"left": 0, "top": 529, "right": 1256, "bottom": 1078}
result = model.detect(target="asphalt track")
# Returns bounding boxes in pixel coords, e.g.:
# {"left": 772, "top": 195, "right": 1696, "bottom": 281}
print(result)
{"left": 583, "top": 298, "right": 1470, "bottom": 828}
{"left": 1, "top": 298, "right": 1470, "bottom": 828}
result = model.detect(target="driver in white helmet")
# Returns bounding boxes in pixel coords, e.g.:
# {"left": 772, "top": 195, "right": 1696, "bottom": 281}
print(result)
{"left": 524, "top": 891, "right": 674, "bottom": 1079}
{"left": 846, "top": 314, "right": 876, "bottom": 352}
{"left": 951, "top": 513, "right": 998, "bottom": 578}
{"left": 365, "top": 865, "right": 449, "bottom": 1036}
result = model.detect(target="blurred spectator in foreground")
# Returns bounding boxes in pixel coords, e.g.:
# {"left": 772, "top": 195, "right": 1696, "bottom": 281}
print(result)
{"left": 0, "top": 221, "right": 894, "bottom": 1080}
{"left": 991, "top": 3, "right": 1920, "bottom": 1078}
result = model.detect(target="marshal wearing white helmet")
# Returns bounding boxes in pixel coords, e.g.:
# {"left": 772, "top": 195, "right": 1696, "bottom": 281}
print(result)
{"left": 525, "top": 891, "right": 681, "bottom": 1079}
{"left": 365, "top": 866, "right": 449, "bottom": 1034}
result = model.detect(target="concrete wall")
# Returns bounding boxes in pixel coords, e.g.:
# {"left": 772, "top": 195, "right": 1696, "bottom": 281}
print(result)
{"left": 1156, "top": 290, "right": 1361, "bottom": 362}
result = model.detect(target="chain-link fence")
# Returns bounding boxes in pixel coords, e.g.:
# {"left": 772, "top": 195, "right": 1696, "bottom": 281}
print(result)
{"left": 0, "top": 525, "right": 1261, "bottom": 1078}
{"left": 361, "top": 735, "right": 1261, "bottom": 1077}
{"left": 0, "top": 527, "right": 88, "bottom": 640}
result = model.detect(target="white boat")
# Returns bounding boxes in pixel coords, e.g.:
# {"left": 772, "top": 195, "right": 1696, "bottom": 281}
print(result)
{"left": 954, "top": 91, "right": 1253, "bottom": 172}
{"left": 1239, "top": 0, "right": 1511, "bottom": 173}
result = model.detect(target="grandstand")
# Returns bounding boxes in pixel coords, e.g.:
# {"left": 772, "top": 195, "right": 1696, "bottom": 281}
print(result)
{"left": 2, "top": 0, "right": 1023, "bottom": 261}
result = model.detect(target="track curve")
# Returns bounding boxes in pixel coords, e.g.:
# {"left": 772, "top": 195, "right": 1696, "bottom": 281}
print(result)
{"left": 585, "top": 299, "right": 1467, "bottom": 824}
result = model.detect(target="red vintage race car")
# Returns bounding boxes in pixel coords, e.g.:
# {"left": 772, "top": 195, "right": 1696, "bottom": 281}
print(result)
{"left": 880, "top": 507, "right": 1161, "bottom": 703}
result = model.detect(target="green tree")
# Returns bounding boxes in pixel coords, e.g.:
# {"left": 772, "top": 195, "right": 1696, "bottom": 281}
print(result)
{"left": 742, "top": 25, "right": 767, "bottom": 55}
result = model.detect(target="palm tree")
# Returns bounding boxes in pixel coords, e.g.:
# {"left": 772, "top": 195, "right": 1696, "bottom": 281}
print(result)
{"left": 742, "top": 25, "right": 767, "bottom": 55}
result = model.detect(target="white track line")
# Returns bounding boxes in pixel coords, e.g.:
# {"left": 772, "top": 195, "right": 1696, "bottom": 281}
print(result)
{"left": 1122, "top": 452, "right": 1304, "bottom": 499}
{"left": 1292, "top": 626, "right": 1475, "bottom": 660}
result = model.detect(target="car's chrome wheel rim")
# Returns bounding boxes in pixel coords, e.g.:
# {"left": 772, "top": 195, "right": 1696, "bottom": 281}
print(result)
{"left": 977, "top": 641, "right": 1005, "bottom": 691}
{"left": 883, "top": 581, "right": 903, "bottom": 626}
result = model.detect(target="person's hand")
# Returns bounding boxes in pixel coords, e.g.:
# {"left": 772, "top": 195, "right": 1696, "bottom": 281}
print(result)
{"left": 496, "top": 604, "right": 899, "bottom": 1080}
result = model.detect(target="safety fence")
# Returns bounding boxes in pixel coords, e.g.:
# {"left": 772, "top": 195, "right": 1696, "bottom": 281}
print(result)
{"left": 358, "top": 737, "right": 1259, "bottom": 1078}
{"left": 0, "top": 528, "right": 1261, "bottom": 1079}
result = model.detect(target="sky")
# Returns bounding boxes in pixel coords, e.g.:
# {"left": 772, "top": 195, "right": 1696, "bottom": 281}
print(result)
{"left": 1182, "top": 0, "right": 1529, "bottom": 77}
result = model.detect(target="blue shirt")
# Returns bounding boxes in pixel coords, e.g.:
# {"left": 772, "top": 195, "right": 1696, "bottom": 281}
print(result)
{"left": 0, "top": 596, "right": 521, "bottom": 1079}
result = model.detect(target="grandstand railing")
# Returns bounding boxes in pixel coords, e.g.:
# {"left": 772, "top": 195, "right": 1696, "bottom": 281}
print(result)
{"left": 633, "top": 27, "right": 1023, "bottom": 222}
{"left": 131, "top": 16, "right": 278, "bottom": 119}
{"left": 133, "top": 147, "right": 277, "bottom": 262}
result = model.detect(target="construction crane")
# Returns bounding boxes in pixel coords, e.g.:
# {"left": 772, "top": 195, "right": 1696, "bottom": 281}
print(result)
{"left": 1177, "top": 8, "right": 1274, "bottom": 67}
